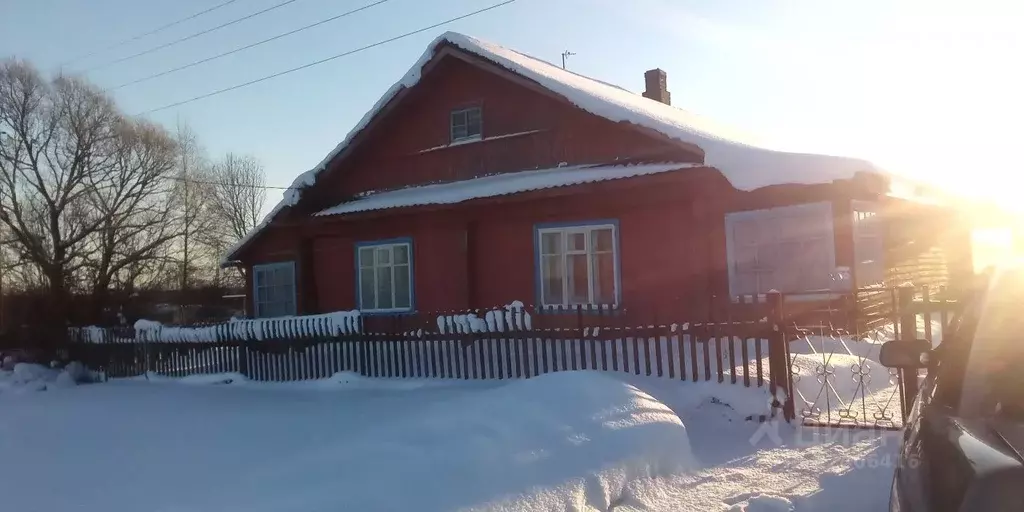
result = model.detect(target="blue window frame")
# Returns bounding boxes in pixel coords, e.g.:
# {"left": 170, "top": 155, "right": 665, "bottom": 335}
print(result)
{"left": 355, "top": 238, "right": 414, "bottom": 313}
{"left": 252, "top": 261, "right": 297, "bottom": 318}
{"left": 534, "top": 220, "right": 621, "bottom": 308}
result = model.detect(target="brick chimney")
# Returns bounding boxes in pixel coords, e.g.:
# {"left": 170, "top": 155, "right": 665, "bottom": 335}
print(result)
{"left": 642, "top": 68, "right": 671, "bottom": 105}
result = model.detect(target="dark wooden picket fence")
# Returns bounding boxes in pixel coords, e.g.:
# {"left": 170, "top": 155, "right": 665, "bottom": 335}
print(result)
{"left": 67, "top": 295, "right": 790, "bottom": 397}
{"left": 63, "top": 286, "right": 968, "bottom": 425}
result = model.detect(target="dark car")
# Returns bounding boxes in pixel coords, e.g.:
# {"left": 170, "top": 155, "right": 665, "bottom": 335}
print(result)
{"left": 882, "top": 267, "right": 1024, "bottom": 511}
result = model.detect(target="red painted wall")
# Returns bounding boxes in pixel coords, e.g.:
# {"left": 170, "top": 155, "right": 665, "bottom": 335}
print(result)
{"left": 303, "top": 53, "right": 696, "bottom": 213}
{"left": 244, "top": 169, "right": 880, "bottom": 320}
{"left": 305, "top": 212, "right": 470, "bottom": 314}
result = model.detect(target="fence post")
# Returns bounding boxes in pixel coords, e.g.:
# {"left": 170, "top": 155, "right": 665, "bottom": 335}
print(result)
{"left": 897, "top": 285, "right": 918, "bottom": 422}
{"left": 231, "top": 324, "right": 249, "bottom": 378}
{"left": 766, "top": 291, "right": 794, "bottom": 421}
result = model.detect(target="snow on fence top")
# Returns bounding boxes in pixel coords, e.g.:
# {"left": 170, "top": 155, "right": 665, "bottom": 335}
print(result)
{"left": 223, "top": 31, "right": 890, "bottom": 264}
{"left": 122, "top": 311, "right": 362, "bottom": 344}
{"left": 436, "top": 301, "right": 532, "bottom": 335}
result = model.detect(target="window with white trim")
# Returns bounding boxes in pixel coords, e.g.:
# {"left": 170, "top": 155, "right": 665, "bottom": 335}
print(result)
{"left": 537, "top": 224, "right": 618, "bottom": 307}
{"left": 725, "top": 202, "right": 836, "bottom": 296}
{"left": 253, "top": 262, "right": 297, "bottom": 318}
{"left": 357, "top": 241, "right": 413, "bottom": 312}
{"left": 450, "top": 107, "right": 482, "bottom": 142}
{"left": 853, "top": 201, "right": 885, "bottom": 287}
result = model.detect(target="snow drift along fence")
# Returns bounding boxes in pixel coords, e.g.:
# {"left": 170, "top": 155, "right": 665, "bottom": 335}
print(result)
{"left": 66, "top": 295, "right": 789, "bottom": 396}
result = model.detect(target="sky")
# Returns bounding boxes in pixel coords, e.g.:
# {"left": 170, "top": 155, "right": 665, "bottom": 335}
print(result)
{"left": 2, "top": 0, "right": 1022, "bottom": 215}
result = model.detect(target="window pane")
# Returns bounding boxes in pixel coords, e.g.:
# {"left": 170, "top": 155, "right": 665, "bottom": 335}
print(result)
{"left": 376, "top": 267, "right": 393, "bottom": 309}
{"left": 755, "top": 243, "right": 778, "bottom": 271}
{"left": 394, "top": 264, "right": 411, "bottom": 309}
{"left": 568, "top": 232, "right": 586, "bottom": 252}
{"left": 394, "top": 244, "right": 409, "bottom": 264}
{"left": 567, "top": 253, "right": 589, "bottom": 304}
{"left": 359, "top": 248, "right": 375, "bottom": 268}
{"left": 376, "top": 247, "right": 391, "bottom": 265}
{"left": 732, "top": 219, "right": 760, "bottom": 245}
{"left": 592, "top": 228, "right": 613, "bottom": 252}
{"left": 279, "top": 265, "right": 294, "bottom": 287}
{"left": 360, "top": 268, "right": 376, "bottom": 310}
{"left": 451, "top": 110, "right": 466, "bottom": 127}
{"left": 592, "top": 252, "right": 616, "bottom": 304}
{"left": 733, "top": 270, "right": 758, "bottom": 296}
{"left": 733, "top": 245, "right": 757, "bottom": 272}
{"left": 541, "top": 254, "right": 564, "bottom": 305}
{"left": 466, "top": 108, "right": 481, "bottom": 137}
{"left": 541, "top": 232, "right": 562, "bottom": 255}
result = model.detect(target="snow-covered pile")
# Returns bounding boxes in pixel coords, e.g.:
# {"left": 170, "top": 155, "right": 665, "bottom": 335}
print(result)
{"left": 0, "top": 370, "right": 894, "bottom": 511}
{"left": 0, "top": 362, "right": 90, "bottom": 393}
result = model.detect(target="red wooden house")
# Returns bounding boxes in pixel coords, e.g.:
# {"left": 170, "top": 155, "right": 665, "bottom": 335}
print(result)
{"left": 223, "top": 32, "right": 972, "bottom": 320}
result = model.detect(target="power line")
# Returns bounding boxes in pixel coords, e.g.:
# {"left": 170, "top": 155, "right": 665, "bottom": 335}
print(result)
{"left": 85, "top": 0, "right": 303, "bottom": 73}
{"left": 137, "top": 0, "right": 518, "bottom": 115}
{"left": 61, "top": 0, "right": 242, "bottom": 67}
{"left": 110, "top": 0, "right": 391, "bottom": 91}
{"left": 168, "top": 175, "right": 296, "bottom": 190}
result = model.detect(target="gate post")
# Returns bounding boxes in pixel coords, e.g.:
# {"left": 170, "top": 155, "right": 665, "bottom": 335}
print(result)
{"left": 767, "top": 291, "right": 794, "bottom": 421}
{"left": 897, "top": 285, "right": 918, "bottom": 422}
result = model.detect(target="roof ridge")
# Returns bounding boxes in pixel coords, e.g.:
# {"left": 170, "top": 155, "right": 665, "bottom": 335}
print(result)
{"left": 223, "top": 31, "right": 887, "bottom": 264}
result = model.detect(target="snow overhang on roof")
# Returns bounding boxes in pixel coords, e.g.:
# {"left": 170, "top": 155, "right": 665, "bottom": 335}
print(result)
{"left": 316, "top": 162, "right": 701, "bottom": 217}
{"left": 223, "top": 31, "right": 888, "bottom": 263}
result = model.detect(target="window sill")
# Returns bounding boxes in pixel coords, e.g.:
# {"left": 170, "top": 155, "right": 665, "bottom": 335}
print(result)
{"left": 537, "top": 304, "right": 620, "bottom": 314}
{"left": 417, "top": 130, "right": 543, "bottom": 154}
{"left": 359, "top": 308, "right": 416, "bottom": 316}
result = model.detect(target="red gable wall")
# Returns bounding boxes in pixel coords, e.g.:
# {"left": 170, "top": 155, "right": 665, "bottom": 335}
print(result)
{"left": 302, "top": 52, "right": 698, "bottom": 213}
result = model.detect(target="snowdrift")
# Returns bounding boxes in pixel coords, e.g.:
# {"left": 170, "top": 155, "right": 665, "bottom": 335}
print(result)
{"left": 0, "top": 363, "right": 89, "bottom": 393}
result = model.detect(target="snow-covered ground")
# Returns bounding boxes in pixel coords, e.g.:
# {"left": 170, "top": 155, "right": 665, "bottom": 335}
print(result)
{"left": 0, "top": 370, "right": 898, "bottom": 511}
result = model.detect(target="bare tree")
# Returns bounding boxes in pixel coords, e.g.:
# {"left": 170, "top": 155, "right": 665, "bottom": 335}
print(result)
{"left": 209, "top": 153, "right": 266, "bottom": 242}
{"left": 169, "top": 122, "right": 218, "bottom": 294}
{"left": 0, "top": 59, "right": 123, "bottom": 321}
{"left": 82, "top": 118, "right": 178, "bottom": 318}
{"left": 206, "top": 153, "right": 265, "bottom": 288}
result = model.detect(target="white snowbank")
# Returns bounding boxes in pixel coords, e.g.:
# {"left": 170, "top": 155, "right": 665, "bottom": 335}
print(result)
{"left": 1, "top": 371, "right": 704, "bottom": 511}
{"left": 0, "top": 371, "right": 896, "bottom": 511}
{"left": 0, "top": 363, "right": 83, "bottom": 393}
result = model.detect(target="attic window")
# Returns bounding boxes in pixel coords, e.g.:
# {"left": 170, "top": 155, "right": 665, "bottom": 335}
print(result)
{"left": 450, "top": 107, "right": 482, "bottom": 142}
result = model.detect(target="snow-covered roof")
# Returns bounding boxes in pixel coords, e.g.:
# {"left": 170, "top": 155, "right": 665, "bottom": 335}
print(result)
{"left": 316, "top": 162, "right": 700, "bottom": 217}
{"left": 224, "top": 31, "right": 885, "bottom": 263}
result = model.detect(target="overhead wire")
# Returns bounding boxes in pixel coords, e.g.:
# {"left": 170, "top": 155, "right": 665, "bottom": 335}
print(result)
{"left": 84, "top": 0, "right": 304, "bottom": 73}
{"left": 167, "top": 175, "right": 295, "bottom": 190}
{"left": 136, "top": 0, "right": 518, "bottom": 115}
{"left": 109, "top": 0, "right": 392, "bottom": 91}
{"left": 60, "top": 0, "right": 241, "bottom": 67}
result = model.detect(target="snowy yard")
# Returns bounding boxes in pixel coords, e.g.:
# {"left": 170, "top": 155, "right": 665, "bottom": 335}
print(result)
{"left": 0, "top": 368, "right": 899, "bottom": 511}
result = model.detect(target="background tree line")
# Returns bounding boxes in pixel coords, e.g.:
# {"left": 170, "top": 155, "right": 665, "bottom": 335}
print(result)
{"left": 0, "top": 58, "right": 267, "bottom": 327}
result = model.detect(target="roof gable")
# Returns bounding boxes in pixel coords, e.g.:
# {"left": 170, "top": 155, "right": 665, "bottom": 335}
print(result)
{"left": 225, "top": 31, "right": 886, "bottom": 263}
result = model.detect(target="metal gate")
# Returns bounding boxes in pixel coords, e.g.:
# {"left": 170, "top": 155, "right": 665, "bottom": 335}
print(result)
{"left": 784, "top": 286, "right": 961, "bottom": 429}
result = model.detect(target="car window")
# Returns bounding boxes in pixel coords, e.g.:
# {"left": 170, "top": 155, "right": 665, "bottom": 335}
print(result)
{"left": 959, "top": 268, "right": 1024, "bottom": 418}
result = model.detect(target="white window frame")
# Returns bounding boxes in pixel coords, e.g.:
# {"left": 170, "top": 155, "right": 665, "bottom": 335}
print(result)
{"left": 852, "top": 200, "right": 885, "bottom": 288}
{"left": 252, "top": 261, "right": 297, "bottom": 318}
{"left": 449, "top": 107, "right": 482, "bottom": 143}
{"left": 724, "top": 202, "right": 837, "bottom": 298}
{"left": 536, "top": 223, "right": 620, "bottom": 308}
{"left": 357, "top": 240, "right": 413, "bottom": 313}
